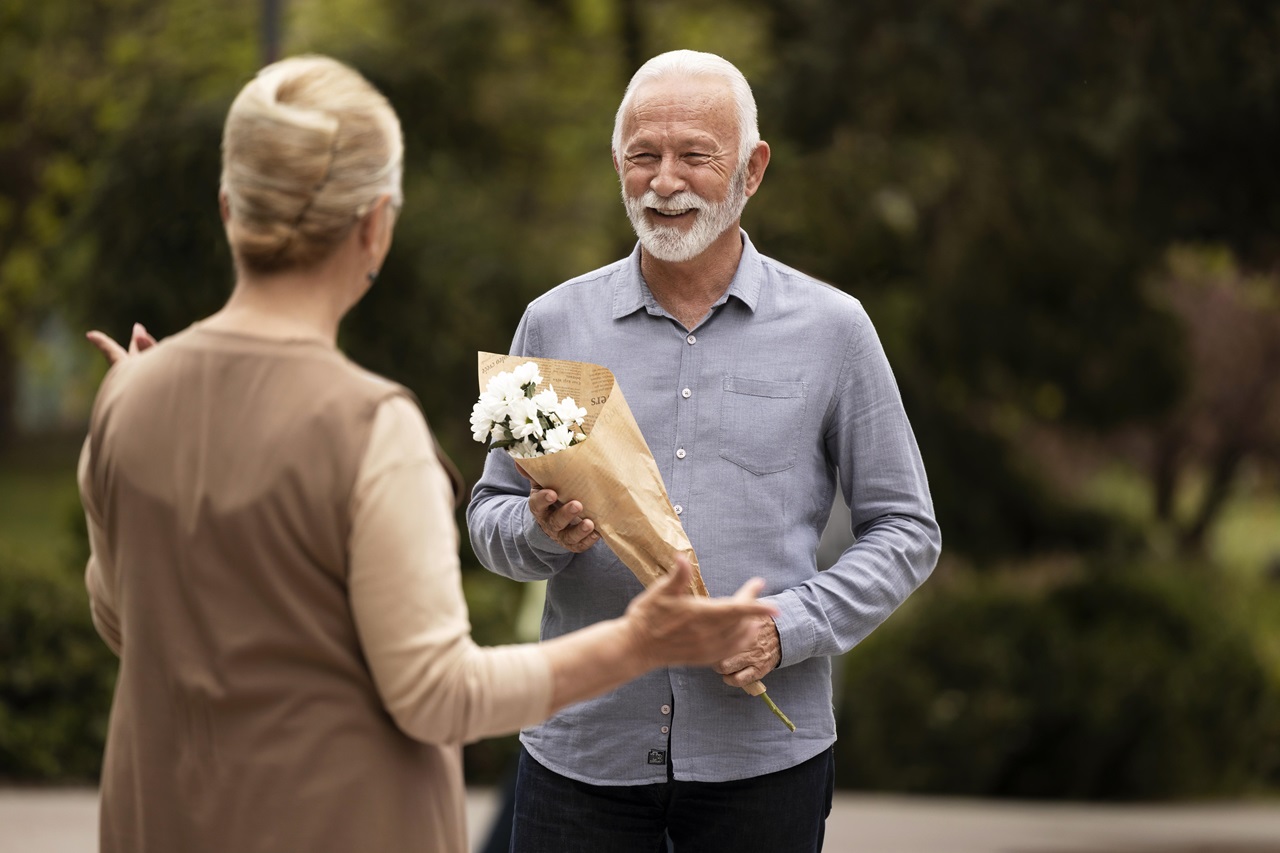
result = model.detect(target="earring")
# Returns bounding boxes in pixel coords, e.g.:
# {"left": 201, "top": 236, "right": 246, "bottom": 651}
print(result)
{"left": 366, "top": 269, "right": 378, "bottom": 284}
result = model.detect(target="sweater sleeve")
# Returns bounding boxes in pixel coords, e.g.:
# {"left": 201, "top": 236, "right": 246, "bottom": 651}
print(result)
{"left": 348, "top": 395, "right": 553, "bottom": 745}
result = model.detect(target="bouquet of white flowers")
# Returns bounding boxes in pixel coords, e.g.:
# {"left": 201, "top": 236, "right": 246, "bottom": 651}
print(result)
{"left": 473, "top": 353, "right": 796, "bottom": 732}
{"left": 470, "top": 361, "right": 588, "bottom": 458}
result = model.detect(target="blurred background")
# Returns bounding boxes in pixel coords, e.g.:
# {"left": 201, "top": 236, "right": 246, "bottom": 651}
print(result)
{"left": 2, "top": 0, "right": 1278, "bottom": 802}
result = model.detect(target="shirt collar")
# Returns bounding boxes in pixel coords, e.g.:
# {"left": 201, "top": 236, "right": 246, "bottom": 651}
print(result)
{"left": 611, "top": 229, "right": 763, "bottom": 320}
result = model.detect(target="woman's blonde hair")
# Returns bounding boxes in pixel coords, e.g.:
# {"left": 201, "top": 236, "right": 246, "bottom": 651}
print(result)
{"left": 220, "top": 55, "right": 403, "bottom": 273}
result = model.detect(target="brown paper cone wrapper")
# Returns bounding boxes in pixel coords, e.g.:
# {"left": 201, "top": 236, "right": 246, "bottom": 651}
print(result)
{"left": 478, "top": 352, "right": 706, "bottom": 597}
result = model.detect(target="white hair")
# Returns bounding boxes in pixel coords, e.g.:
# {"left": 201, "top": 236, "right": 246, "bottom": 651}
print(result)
{"left": 611, "top": 50, "right": 759, "bottom": 168}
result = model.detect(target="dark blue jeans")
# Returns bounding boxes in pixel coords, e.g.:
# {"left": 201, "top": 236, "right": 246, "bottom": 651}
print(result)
{"left": 509, "top": 745, "right": 835, "bottom": 853}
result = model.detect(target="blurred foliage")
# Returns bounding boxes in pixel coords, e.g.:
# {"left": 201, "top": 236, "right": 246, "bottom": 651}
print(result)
{"left": 459, "top": 569, "right": 526, "bottom": 784}
{"left": 70, "top": 100, "right": 234, "bottom": 344}
{"left": 747, "top": 0, "right": 1280, "bottom": 558}
{"left": 0, "top": 440, "right": 82, "bottom": 569}
{"left": 0, "top": 0, "right": 258, "bottom": 445}
{"left": 836, "top": 565, "right": 1280, "bottom": 799}
{"left": 17, "top": 0, "right": 1275, "bottom": 560}
{"left": 0, "top": 546, "right": 115, "bottom": 782}
{"left": 0, "top": 436, "right": 109, "bottom": 782}
{"left": 1137, "top": 247, "right": 1280, "bottom": 554}
{"left": 6, "top": 0, "right": 1280, "bottom": 795}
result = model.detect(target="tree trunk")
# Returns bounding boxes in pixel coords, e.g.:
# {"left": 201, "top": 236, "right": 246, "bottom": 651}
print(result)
{"left": 1179, "top": 443, "right": 1245, "bottom": 557}
{"left": 0, "top": 328, "right": 15, "bottom": 454}
{"left": 1151, "top": 430, "right": 1182, "bottom": 524}
{"left": 618, "top": 0, "right": 642, "bottom": 77}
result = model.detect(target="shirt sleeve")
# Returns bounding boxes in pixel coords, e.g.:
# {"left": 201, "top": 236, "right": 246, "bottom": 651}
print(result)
{"left": 768, "top": 309, "right": 942, "bottom": 666}
{"left": 79, "top": 436, "right": 123, "bottom": 656}
{"left": 348, "top": 395, "right": 554, "bottom": 744}
{"left": 465, "top": 311, "right": 579, "bottom": 581}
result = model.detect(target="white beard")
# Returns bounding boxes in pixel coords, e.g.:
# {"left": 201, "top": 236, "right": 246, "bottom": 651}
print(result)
{"left": 623, "top": 163, "right": 749, "bottom": 263}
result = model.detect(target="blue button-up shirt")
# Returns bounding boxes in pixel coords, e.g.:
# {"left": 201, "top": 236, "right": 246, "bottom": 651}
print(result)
{"left": 467, "top": 232, "right": 940, "bottom": 784}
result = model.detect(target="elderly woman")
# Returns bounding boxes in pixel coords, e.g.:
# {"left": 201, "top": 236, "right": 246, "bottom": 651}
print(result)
{"left": 79, "top": 55, "right": 773, "bottom": 853}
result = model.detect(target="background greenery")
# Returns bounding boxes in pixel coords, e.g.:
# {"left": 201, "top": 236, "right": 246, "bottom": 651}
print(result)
{"left": 2, "top": 0, "right": 1278, "bottom": 797}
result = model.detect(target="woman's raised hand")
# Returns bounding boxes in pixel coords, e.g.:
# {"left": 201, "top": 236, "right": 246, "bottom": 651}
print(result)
{"left": 86, "top": 323, "right": 158, "bottom": 366}
{"left": 623, "top": 555, "right": 776, "bottom": 669}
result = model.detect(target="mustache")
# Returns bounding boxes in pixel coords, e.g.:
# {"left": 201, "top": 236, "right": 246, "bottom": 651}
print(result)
{"left": 637, "top": 190, "right": 707, "bottom": 212}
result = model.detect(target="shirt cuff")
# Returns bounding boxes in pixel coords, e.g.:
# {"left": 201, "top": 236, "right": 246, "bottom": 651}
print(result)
{"left": 522, "top": 510, "right": 566, "bottom": 556}
{"left": 766, "top": 589, "right": 817, "bottom": 668}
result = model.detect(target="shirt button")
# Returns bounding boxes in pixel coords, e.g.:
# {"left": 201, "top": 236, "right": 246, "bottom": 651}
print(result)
{"left": 661, "top": 704, "right": 671, "bottom": 715}
{"left": 676, "top": 448, "right": 686, "bottom": 459}
{"left": 661, "top": 726, "right": 670, "bottom": 734}
{"left": 681, "top": 388, "right": 691, "bottom": 399}
{"left": 686, "top": 334, "right": 697, "bottom": 345}
{"left": 673, "top": 505, "right": 683, "bottom": 515}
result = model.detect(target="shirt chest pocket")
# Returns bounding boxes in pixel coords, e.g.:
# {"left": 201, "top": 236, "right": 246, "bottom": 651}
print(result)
{"left": 718, "top": 376, "right": 808, "bottom": 475}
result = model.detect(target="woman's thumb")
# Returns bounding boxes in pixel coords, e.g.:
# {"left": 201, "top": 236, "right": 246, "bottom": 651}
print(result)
{"left": 657, "top": 554, "right": 694, "bottom": 596}
{"left": 733, "top": 577, "right": 766, "bottom": 602}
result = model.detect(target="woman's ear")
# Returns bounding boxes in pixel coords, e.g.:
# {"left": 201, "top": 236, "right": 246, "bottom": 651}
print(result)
{"left": 219, "top": 190, "right": 231, "bottom": 224}
{"left": 358, "top": 195, "right": 394, "bottom": 254}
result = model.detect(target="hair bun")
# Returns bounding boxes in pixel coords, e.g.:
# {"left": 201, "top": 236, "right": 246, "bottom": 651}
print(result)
{"left": 220, "top": 55, "right": 403, "bottom": 274}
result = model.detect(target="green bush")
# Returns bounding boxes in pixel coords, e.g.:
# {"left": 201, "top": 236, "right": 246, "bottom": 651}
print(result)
{"left": 0, "top": 530, "right": 524, "bottom": 785}
{"left": 836, "top": 566, "right": 1279, "bottom": 799}
{"left": 0, "top": 548, "right": 115, "bottom": 782}
{"left": 459, "top": 566, "right": 525, "bottom": 785}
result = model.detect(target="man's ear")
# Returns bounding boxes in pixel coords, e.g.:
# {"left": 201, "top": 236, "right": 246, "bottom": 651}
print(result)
{"left": 218, "top": 190, "right": 231, "bottom": 224}
{"left": 743, "top": 141, "right": 771, "bottom": 198}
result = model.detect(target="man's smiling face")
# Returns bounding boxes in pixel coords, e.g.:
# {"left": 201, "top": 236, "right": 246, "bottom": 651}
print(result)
{"left": 616, "top": 75, "right": 749, "bottom": 263}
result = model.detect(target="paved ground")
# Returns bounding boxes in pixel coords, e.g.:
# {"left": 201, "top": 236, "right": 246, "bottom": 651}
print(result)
{"left": 1, "top": 787, "right": 1278, "bottom": 852}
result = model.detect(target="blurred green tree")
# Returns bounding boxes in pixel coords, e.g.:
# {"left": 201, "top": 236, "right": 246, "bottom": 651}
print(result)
{"left": 63, "top": 0, "right": 766, "bottom": 483}
{"left": 341, "top": 0, "right": 633, "bottom": 468}
{"left": 0, "top": 0, "right": 258, "bottom": 448}
{"left": 745, "top": 0, "right": 1280, "bottom": 559}
{"left": 0, "top": 0, "right": 121, "bottom": 449}
{"left": 1137, "top": 246, "right": 1280, "bottom": 555}
{"left": 40, "top": 0, "right": 1280, "bottom": 562}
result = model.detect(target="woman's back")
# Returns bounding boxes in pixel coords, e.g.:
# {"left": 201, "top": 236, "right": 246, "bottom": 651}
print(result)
{"left": 82, "top": 323, "right": 468, "bottom": 853}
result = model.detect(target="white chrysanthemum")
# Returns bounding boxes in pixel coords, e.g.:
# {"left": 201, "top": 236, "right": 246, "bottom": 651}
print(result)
{"left": 470, "top": 395, "right": 505, "bottom": 443}
{"left": 485, "top": 371, "right": 524, "bottom": 402}
{"left": 511, "top": 361, "right": 542, "bottom": 387}
{"left": 552, "top": 395, "right": 587, "bottom": 427}
{"left": 506, "top": 396, "right": 543, "bottom": 440}
{"left": 541, "top": 423, "right": 577, "bottom": 454}
{"left": 531, "top": 386, "right": 559, "bottom": 412}
{"left": 508, "top": 438, "right": 540, "bottom": 459}
{"left": 469, "top": 409, "right": 491, "bottom": 443}
{"left": 473, "top": 365, "right": 589, "bottom": 457}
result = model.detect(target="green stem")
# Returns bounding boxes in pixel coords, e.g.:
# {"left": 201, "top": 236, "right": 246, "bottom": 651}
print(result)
{"left": 758, "top": 692, "right": 796, "bottom": 732}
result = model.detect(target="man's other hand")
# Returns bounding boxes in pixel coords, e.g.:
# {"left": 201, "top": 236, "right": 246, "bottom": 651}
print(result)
{"left": 714, "top": 616, "right": 782, "bottom": 688}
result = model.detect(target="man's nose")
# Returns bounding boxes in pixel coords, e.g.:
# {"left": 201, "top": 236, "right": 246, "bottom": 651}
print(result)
{"left": 650, "top": 155, "right": 687, "bottom": 197}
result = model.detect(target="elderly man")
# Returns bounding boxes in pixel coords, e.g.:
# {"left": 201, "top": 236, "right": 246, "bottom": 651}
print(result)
{"left": 467, "top": 50, "right": 941, "bottom": 852}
